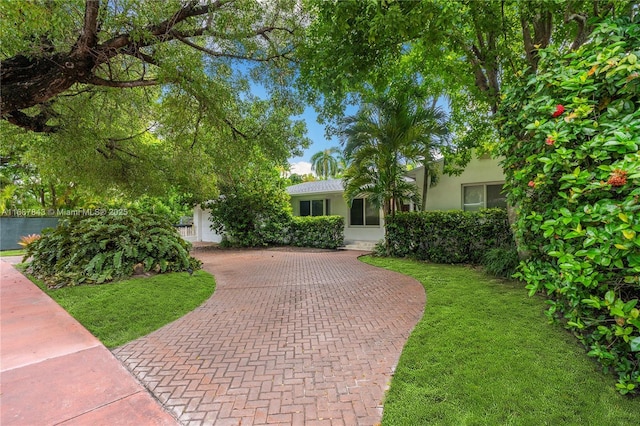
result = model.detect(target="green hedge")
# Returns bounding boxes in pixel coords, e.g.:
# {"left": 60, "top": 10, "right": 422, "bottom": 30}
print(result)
{"left": 26, "top": 213, "right": 201, "bottom": 287}
{"left": 289, "top": 215, "right": 344, "bottom": 249}
{"left": 385, "top": 209, "right": 514, "bottom": 263}
{"left": 497, "top": 17, "right": 640, "bottom": 394}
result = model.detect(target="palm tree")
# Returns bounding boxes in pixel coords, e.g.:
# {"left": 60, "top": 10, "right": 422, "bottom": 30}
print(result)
{"left": 404, "top": 99, "right": 450, "bottom": 210}
{"left": 340, "top": 93, "right": 428, "bottom": 220}
{"left": 310, "top": 147, "right": 342, "bottom": 180}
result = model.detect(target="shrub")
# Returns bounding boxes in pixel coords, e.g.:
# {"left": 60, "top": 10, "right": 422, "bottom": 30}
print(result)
{"left": 289, "top": 215, "right": 344, "bottom": 249}
{"left": 207, "top": 169, "right": 292, "bottom": 247}
{"left": 18, "top": 233, "right": 41, "bottom": 248}
{"left": 26, "top": 213, "right": 201, "bottom": 288}
{"left": 385, "top": 209, "right": 514, "bottom": 264}
{"left": 482, "top": 247, "right": 520, "bottom": 278}
{"left": 497, "top": 17, "right": 640, "bottom": 394}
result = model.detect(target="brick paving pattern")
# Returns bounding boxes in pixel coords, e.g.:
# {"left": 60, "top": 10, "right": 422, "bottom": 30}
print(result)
{"left": 113, "top": 249, "right": 425, "bottom": 425}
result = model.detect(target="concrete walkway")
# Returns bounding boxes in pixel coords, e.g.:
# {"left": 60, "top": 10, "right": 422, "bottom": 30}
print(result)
{"left": 114, "top": 249, "right": 425, "bottom": 425}
{"left": 0, "top": 260, "right": 178, "bottom": 426}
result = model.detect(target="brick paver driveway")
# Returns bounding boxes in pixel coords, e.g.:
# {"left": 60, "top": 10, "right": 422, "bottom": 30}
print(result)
{"left": 114, "top": 249, "right": 425, "bottom": 425}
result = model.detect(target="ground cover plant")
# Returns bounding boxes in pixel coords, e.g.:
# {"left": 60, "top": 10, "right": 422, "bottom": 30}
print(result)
{"left": 25, "top": 213, "right": 202, "bottom": 288}
{"left": 498, "top": 17, "right": 640, "bottom": 394}
{"left": 362, "top": 256, "right": 639, "bottom": 425}
{"left": 25, "top": 269, "right": 215, "bottom": 348}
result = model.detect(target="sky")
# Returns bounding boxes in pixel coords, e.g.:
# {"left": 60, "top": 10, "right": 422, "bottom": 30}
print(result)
{"left": 288, "top": 106, "right": 338, "bottom": 176}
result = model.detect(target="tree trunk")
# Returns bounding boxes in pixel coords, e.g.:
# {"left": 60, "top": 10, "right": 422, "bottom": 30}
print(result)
{"left": 421, "top": 166, "right": 429, "bottom": 211}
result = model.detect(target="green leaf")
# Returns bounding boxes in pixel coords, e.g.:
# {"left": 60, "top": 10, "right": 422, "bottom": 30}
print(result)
{"left": 630, "top": 336, "right": 640, "bottom": 352}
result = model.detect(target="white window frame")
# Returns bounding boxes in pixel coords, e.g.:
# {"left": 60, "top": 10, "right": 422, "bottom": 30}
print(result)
{"left": 462, "top": 182, "right": 506, "bottom": 211}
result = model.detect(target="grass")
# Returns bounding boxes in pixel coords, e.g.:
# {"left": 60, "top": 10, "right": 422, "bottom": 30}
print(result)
{"left": 27, "top": 269, "right": 215, "bottom": 348}
{"left": 0, "top": 249, "right": 26, "bottom": 257}
{"left": 361, "top": 256, "right": 640, "bottom": 426}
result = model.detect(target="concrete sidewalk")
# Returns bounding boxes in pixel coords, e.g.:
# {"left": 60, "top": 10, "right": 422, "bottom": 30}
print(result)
{"left": 0, "top": 260, "right": 177, "bottom": 426}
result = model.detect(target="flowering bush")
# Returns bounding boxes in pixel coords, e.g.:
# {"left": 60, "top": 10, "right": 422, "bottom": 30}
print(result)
{"left": 498, "top": 17, "right": 640, "bottom": 394}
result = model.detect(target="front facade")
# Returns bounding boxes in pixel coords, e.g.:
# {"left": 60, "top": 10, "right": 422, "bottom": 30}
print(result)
{"left": 288, "top": 154, "right": 506, "bottom": 246}
{"left": 192, "top": 154, "right": 506, "bottom": 246}
{"left": 287, "top": 180, "right": 386, "bottom": 245}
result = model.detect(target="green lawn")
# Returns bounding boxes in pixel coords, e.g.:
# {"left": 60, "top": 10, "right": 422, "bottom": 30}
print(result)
{"left": 28, "top": 270, "right": 215, "bottom": 348}
{"left": 0, "top": 249, "right": 26, "bottom": 257}
{"left": 361, "top": 256, "right": 639, "bottom": 425}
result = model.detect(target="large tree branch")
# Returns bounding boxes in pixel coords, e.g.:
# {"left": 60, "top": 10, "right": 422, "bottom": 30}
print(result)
{"left": 74, "top": 0, "right": 100, "bottom": 54}
{"left": 171, "top": 31, "right": 293, "bottom": 62}
{"left": 85, "top": 75, "right": 159, "bottom": 88}
{"left": 98, "top": 0, "right": 230, "bottom": 54}
{"left": 4, "top": 110, "right": 58, "bottom": 133}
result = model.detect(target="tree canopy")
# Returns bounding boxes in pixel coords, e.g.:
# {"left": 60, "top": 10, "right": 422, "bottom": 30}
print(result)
{"left": 0, "top": 0, "right": 309, "bottom": 201}
{"left": 298, "top": 0, "right": 635, "bottom": 157}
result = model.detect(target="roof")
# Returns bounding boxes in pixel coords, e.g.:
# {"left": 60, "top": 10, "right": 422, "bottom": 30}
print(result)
{"left": 287, "top": 179, "right": 344, "bottom": 195}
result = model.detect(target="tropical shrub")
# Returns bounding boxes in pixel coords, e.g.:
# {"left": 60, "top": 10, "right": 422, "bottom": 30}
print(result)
{"left": 289, "top": 216, "right": 344, "bottom": 249}
{"left": 26, "top": 213, "right": 201, "bottom": 288}
{"left": 385, "top": 209, "right": 513, "bottom": 264}
{"left": 482, "top": 246, "right": 520, "bottom": 278}
{"left": 497, "top": 17, "right": 640, "bottom": 394}
{"left": 207, "top": 169, "right": 292, "bottom": 247}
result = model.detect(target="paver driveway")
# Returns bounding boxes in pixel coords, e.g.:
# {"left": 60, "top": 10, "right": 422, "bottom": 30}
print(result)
{"left": 113, "top": 249, "right": 425, "bottom": 425}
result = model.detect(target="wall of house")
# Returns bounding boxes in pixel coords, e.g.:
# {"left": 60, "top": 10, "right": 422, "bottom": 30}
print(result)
{"left": 415, "top": 155, "right": 506, "bottom": 211}
{"left": 193, "top": 205, "right": 222, "bottom": 243}
{"left": 289, "top": 193, "right": 385, "bottom": 243}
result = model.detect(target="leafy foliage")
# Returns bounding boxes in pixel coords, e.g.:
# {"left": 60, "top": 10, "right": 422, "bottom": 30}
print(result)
{"left": 340, "top": 91, "right": 425, "bottom": 220}
{"left": 497, "top": 17, "right": 640, "bottom": 394}
{"left": 289, "top": 216, "right": 344, "bottom": 249}
{"left": 17, "top": 234, "right": 40, "bottom": 248}
{"left": 482, "top": 247, "right": 520, "bottom": 279}
{"left": 207, "top": 164, "right": 292, "bottom": 247}
{"left": 385, "top": 209, "right": 513, "bottom": 264}
{"left": 26, "top": 213, "right": 201, "bottom": 288}
{"left": 1, "top": 0, "right": 308, "bottom": 201}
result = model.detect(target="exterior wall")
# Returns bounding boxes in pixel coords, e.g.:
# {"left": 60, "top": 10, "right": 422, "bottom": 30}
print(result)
{"left": 193, "top": 205, "right": 222, "bottom": 243}
{"left": 290, "top": 193, "right": 385, "bottom": 243}
{"left": 414, "top": 155, "right": 506, "bottom": 211}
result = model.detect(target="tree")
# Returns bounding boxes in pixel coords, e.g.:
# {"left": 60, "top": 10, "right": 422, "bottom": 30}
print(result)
{"left": 206, "top": 150, "right": 292, "bottom": 247}
{"left": 1, "top": 0, "right": 303, "bottom": 132}
{"left": 1, "top": 0, "right": 308, "bottom": 200}
{"left": 340, "top": 93, "right": 420, "bottom": 220}
{"left": 310, "top": 146, "right": 342, "bottom": 179}
{"left": 299, "top": 0, "right": 633, "bottom": 156}
{"left": 400, "top": 96, "right": 450, "bottom": 211}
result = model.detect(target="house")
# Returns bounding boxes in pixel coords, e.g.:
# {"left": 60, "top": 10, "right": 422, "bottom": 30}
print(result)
{"left": 190, "top": 154, "right": 506, "bottom": 248}
{"left": 287, "top": 154, "right": 506, "bottom": 249}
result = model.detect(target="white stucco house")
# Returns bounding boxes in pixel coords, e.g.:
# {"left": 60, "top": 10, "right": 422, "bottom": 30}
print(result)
{"left": 190, "top": 154, "right": 506, "bottom": 248}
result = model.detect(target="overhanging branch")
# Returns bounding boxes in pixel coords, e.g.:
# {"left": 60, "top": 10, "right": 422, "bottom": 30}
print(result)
{"left": 85, "top": 75, "right": 159, "bottom": 88}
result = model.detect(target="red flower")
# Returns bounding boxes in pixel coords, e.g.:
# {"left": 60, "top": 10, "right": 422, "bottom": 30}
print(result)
{"left": 528, "top": 180, "right": 536, "bottom": 188}
{"left": 607, "top": 169, "right": 627, "bottom": 187}
{"left": 552, "top": 104, "right": 565, "bottom": 118}
{"left": 545, "top": 138, "right": 555, "bottom": 146}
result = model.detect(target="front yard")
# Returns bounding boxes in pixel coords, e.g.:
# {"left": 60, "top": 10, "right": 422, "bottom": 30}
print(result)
{"left": 361, "top": 256, "right": 639, "bottom": 425}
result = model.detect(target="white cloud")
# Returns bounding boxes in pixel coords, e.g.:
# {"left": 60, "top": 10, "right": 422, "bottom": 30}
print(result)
{"left": 289, "top": 161, "right": 313, "bottom": 176}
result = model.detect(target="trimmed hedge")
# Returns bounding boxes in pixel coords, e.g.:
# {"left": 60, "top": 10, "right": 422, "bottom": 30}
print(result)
{"left": 385, "top": 209, "right": 514, "bottom": 263}
{"left": 289, "top": 215, "right": 344, "bottom": 249}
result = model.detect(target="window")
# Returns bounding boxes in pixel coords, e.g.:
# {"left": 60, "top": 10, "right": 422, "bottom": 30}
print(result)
{"left": 463, "top": 183, "right": 507, "bottom": 211}
{"left": 299, "top": 199, "right": 330, "bottom": 216}
{"left": 350, "top": 198, "right": 380, "bottom": 226}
